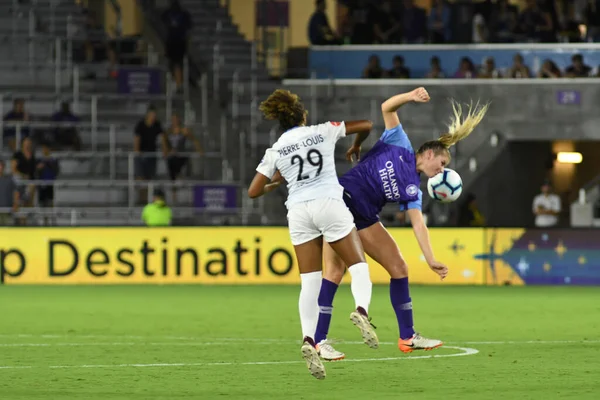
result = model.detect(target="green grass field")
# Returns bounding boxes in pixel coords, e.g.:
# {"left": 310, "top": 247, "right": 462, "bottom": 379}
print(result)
{"left": 0, "top": 285, "right": 599, "bottom": 399}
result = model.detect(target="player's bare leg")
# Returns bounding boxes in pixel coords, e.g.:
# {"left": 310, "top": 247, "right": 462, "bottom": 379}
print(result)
{"left": 321, "top": 234, "right": 379, "bottom": 350}
{"left": 358, "top": 222, "right": 444, "bottom": 353}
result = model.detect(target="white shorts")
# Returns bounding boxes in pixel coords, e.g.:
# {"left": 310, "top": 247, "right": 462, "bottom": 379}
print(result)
{"left": 287, "top": 197, "right": 355, "bottom": 246}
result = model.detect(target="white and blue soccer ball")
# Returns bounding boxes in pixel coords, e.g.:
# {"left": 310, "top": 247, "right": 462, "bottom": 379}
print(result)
{"left": 427, "top": 168, "right": 463, "bottom": 203}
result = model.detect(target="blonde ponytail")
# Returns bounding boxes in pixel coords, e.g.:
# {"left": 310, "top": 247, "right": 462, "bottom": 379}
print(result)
{"left": 438, "top": 99, "right": 489, "bottom": 148}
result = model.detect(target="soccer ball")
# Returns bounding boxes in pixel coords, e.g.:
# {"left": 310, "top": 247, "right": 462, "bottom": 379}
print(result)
{"left": 427, "top": 168, "right": 463, "bottom": 203}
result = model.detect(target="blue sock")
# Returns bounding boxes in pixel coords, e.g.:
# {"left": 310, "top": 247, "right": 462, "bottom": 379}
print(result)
{"left": 314, "top": 279, "right": 338, "bottom": 344}
{"left": 390, "top": 278, "right": 415, "bottom": 340}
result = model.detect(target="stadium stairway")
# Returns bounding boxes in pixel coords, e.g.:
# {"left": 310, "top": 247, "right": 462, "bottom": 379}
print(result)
{"left": 0, "top": 0, "right": 83, "bottom": 89}
{"left": 0, "top": 1, "right": 210, "bottom": 220}
{"left": 139, "top": 0, "right": 286, "bottom": 224}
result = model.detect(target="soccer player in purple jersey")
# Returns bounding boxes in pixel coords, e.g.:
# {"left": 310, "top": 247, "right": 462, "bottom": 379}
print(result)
{"left": 314, "top": 87, "right": 488, "bottom": 354}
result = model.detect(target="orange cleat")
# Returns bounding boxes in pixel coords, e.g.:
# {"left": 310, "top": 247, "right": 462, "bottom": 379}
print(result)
{"left": 398, "top": 333, "right": 443, "bottom": 353}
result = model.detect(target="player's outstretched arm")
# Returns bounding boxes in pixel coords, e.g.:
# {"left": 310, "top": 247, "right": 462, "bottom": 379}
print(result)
{"left": 344, "top": 120, "right": 373, "bottom": 162}
{"left": 407, "top": 209, "right": 448, "bottom": 280}
{"left": 381, "top": 87, "right": 430, "bottom": 130}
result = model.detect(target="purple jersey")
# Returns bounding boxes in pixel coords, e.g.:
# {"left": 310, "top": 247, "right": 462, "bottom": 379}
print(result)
{"left": 340, "top": 124, "right": 422, "bottom": 228}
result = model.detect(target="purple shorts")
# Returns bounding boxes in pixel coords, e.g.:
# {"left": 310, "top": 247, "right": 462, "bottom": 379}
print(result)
{"left": 342, "top": 190, "right": 379, "bottom": 231}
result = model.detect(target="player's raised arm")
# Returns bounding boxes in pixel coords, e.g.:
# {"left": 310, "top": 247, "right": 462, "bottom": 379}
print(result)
{"left": 381, "top": 87, "right": 430, "bottom": 130}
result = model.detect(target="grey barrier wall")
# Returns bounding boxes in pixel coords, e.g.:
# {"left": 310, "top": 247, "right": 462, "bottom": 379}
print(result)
{"left": 281, "top": 79, "right": 600, "bottom": 227}
{"left": 283, "top": 79, "right": 600, "bottom": 141}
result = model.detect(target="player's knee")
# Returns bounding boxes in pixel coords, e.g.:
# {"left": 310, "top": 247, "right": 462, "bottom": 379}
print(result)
{"left": 387, "top": 261, "right": 409, "bottom": 279}
{"left": 324, "top": 263, "right": 345, "bottom": 285}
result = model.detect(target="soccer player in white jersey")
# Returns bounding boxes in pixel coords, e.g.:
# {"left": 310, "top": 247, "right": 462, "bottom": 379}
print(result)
{"left": 248, "top": 89, "right": 376, "bottom": 380}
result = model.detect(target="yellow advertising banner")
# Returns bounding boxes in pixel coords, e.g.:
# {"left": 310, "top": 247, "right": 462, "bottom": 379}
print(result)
{"left": 0, "top": 228, "right": 485, "bottom": 285}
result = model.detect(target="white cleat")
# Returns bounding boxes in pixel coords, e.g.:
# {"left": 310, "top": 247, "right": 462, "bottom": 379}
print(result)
{"left": 301, "top": 339, "right": 326, "bottom": 380}
{"left": 317, "top": 340, "right": 345, "bottom": 361}
{"left": 398, "top": 333, "right": 443, "bottom": 353}
{"left": 350, "top": 310, "right": 379, "bottom": 349}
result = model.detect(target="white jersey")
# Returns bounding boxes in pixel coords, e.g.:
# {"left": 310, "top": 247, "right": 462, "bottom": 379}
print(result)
{"left": 532, "top": 193, "right": 561, "bottom": 227}
{"left": 256, "top": 121, "right": 347, "bottom": 209}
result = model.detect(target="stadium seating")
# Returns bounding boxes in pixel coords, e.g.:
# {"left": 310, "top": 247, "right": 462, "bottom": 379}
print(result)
{"left": 0, "top": 0, "right": 234, "bottom": 226}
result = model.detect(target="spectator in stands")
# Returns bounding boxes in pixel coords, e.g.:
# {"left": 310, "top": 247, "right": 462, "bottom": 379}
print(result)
{"left": 349, "top": 0, "right": 376, "bottom": 44}
{"left": 362, "top": 55, "right": 384, "bottom": 79}
{"left": 3, "top": 99, "right": 30, "bottom": 152}
{"left": 507, "top": 53, "right": 531, "bottom": 78}
{"left": 428, "top": 0, "right": 452, "bottom": 43}
{"left": 454, "top": 57, "right": 477, "bottom": 78}
{"left": 36, "top": 143, "right": 59, "bottom": 225}
{"left": 387, "top": 55, "right": 410, "bottom": 79}
{"left": 134, "top": 105, "right": 167, "bottom": 203}
{"left": 51, "top": 102, "right": 82, "bottom": 151}
{"left": 11, "top": 137, "right": 36, "bottom": 210}
{"left": 537, "top": 0, "right": 558, "bottom": 43}
{"left": 426, "top": 56, "right": 446, "bottom": 78}
{"left": 478, "top": 57, "right": 502, "bottom": 78}
{"left": 490, "top": 0, "right": 517, "bottom": 43}
{"left": 0, "top": 160, "right": 19, "bottom": 226}
{"left": 458, "top": 193, "right": 486, "bottom": 227}
{"left": 308, "top": 0, "right": 341, "bottom": 45}
{"left": 165, "top": 113, "right": 203, "bottom": 202}
{"left": 518, "top": 0, "right": 554, "bottom": 42}
{"left": 142, "top": 188, "right": 172, "bottom": 226}
{"left": 402, "top": 0, "right": 427, "bottom": 44}
{"left": 566, "top": 54, "right": 592, "bottom": 77}
{"left": 532, "top": 180, "right": 561, "bottom": 227}
{"left": 472, "top": 10, "right": 488, "bottom": 44}
{"left": 82, "top": 10, "right": 117, "bottom": 78}
{"left": 559, "top": 5, "right": 583, "bottom": 43}
{"left": 538, "top": 59, "right": 562, "bottom": 78}
{"left": 162, "top": 0, "right": 192, "bottom": 92}
{"left": 374, "top": 0, "right": 402, "bottom": 44}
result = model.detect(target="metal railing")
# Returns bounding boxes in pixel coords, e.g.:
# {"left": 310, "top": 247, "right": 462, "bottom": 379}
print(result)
{"left": 0, "top": 120, "right": 219, "bottom": 157}
{"left": 8, "top": 175, "right": 235, "bottom": 201}
{"left": 0, "top": 205, "right": 258, "bottom": 226}
{"left": 4, "top": 147, "right": 218, "bottom": 176}
{"left": 0, "top": 34, "right": 182, "bottom": 91}
{"left": 2, "top": 143, "right": 221, "bottom": 181}
{"left": 0, "top": 177, "right": 259, "bottom": 225}
{"left": 0, "top": 92, "right": 195, "bottom": 151}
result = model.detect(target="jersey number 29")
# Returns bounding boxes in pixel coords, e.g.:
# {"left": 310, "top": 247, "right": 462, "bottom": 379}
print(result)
{"left": 291, "top": 149, "right": 323, "bottom": 181}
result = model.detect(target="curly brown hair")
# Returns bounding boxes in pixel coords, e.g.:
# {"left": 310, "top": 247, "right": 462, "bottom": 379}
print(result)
{"left": 259, "top": 89, "right": 307, "bottom": 131}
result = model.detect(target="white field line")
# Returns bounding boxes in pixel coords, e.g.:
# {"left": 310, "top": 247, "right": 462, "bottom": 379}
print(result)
{"left": 0, "top": 346, "right": 478, "bottom": 370}
{"left": 0, "top": 334, "right": 598, "bottom": 346}
{"left": 1, "top": 339, "right": 600, "bottom": 348}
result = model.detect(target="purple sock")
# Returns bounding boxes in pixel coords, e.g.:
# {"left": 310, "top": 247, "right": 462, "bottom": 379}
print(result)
{"left": 314, "top": 279, "right": 338, "bottom": 344}
{"left": 390, "top": 278, "right": 415, "bottom": 340}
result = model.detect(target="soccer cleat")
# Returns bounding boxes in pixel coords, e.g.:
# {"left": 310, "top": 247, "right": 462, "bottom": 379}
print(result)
{"left": 398, "top": 333, "right": 443, "bottom": 353}
{"left": 301, "top": 337, "right": 326, "bottom": 380}
{"left": 317, "top": 340, "right": 345, "bottom": 361}
{"left": 350, "top": 309, "right": 379, "bottom": 349}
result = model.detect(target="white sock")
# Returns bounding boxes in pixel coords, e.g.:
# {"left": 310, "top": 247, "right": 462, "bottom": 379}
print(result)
{"left": 299, "top": 271, "right": 322, "bottom": 340}
{"left": 348, "top": 262, "right": 372, "bottom": 313}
